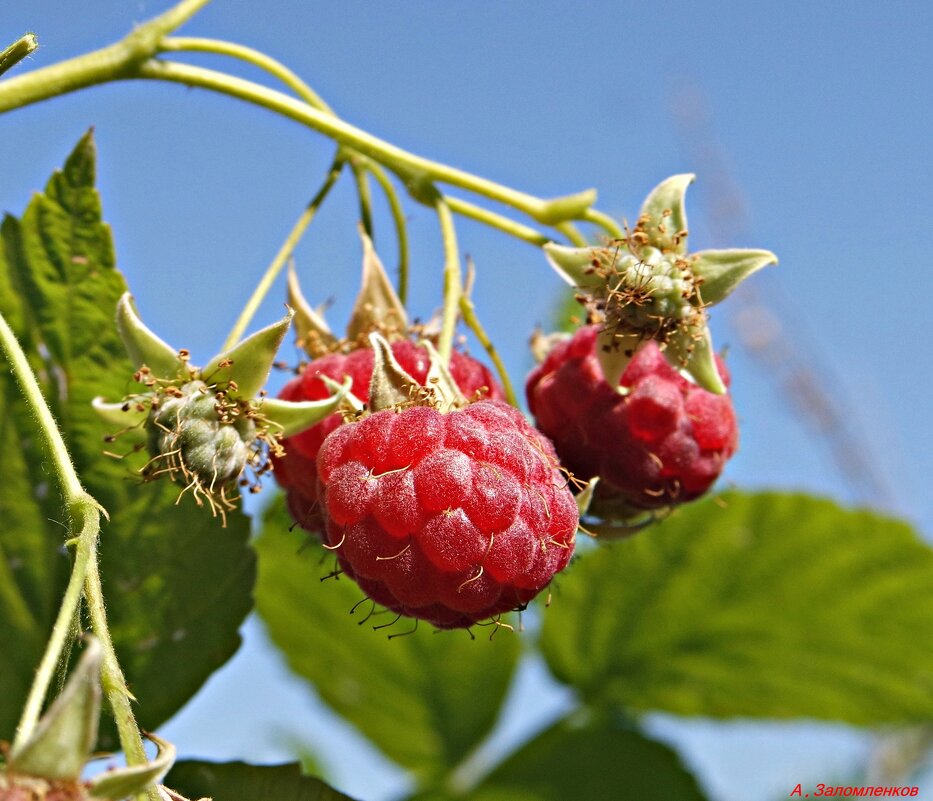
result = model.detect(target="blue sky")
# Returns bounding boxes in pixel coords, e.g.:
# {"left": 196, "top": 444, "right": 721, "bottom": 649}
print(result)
{"left": 2, "top": 2, "right": 932, "bottom": 799}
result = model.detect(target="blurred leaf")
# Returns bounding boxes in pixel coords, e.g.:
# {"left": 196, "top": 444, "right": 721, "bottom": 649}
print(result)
{"left": 541, "top": 491, "right": 933, "bottom": 723}
{"left": 95, "top": 486, "right": 254, "bottom": 748}
{"left": 468, "top": 716, "right": 707, "bottom": 801}
{"left": 255, "top": 497, "right": 521, "bottom": 778}
{"left": 165, "top": 761, "right": 357, "bottom": 801}
{"left": 551, "top": 289, "right": 585, "bottom": 335}
{"left": 0, "top": 131, "right": 255, "bottom": 746}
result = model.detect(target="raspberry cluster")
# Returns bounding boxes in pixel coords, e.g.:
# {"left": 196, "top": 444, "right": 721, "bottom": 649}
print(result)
{"left": 274, "top": 340, "right": 503, "bottom": 535}
{"left": 316, "top": 400, "right": 577, "bottom": 629}
{"left": 526, "top": 325, "right": 737, "bottom": 513}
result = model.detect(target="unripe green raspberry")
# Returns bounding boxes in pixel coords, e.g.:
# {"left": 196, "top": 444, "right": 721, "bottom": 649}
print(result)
{"left": 95, "top": 294, "right": 349, "bottom": 523}
{"left": 543, "top": 174, "right": 777, "bottom": 394}
{"left": 145, "top": 380, "right": 259, "bottom": 493}
{"left": 597, "top": 245, "right": 701, "bottom": 334}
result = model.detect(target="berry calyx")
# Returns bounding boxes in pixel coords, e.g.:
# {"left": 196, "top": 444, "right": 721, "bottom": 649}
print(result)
{"left": 3, "top": 638, "right": 175, "bottom": 801}
{"left": 94, "top": 294, "right": 347, "bottom": 522}
{"left": 527, "top": 324, "right": 737, "bottom": 524}
{"left": 543, "top": 174, "right": 776, "bottom": 394}
{"left": 316, "top": 335, "right": 577, "bottom": 629}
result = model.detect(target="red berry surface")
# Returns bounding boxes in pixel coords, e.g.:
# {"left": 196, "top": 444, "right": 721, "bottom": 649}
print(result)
{"left": 526, "top": 325, "right": 738, "bottom": 511}
{"left": 274, "top": 340, "right": 504, "bottom": 534}
{"left": 316, "top": 400, "right": 577, "bottom": 629}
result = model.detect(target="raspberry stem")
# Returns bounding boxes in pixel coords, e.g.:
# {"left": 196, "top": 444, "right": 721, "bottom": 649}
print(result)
{"left": 435, "top": 196, "right": 462, "bottom": 365}
{"left": 0, "top": 33, "right": 38, "bottom": 78}
{"left": 458, "top": 280, "right": 519, "bottom": 408}
{"left": 0, "top": 4, "right": 613, "bottom": 239}
{"left": 161, "top": 36, "right": 412, "bottom": 303}
{"left": 0, "top": 311, "right": 156, "bottom": 799}
{"left": 221, "top": 154, "right": 345, "bottom": 352}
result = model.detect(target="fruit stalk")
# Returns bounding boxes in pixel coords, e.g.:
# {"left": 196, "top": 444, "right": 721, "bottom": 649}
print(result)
{"left": 221, "top": 153, "right": 345, "bottom": 351}
{"left": 0, "top": 32, "right": 38, "bottom": 78}
{"left": 0, "top": 313, "right": 154, "bottom": 796}
{"left": 0, "top": 0, "right": 614, "bottom": 238}
{"left": 435, "top": 196, "right": 462, "bottom": 365}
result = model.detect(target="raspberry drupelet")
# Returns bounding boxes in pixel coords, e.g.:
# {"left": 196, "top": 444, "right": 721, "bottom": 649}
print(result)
{"left": 274, "top": 340, "right": 503, "bottom": 535}
{"left": 316, "top": 399, "right": 577, "bottom": 629}
{"left": 526, "top": 325, "right": 737, "bottom": 514}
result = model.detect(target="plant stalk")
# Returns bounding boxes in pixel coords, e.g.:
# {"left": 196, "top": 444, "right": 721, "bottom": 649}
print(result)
{"left": 0, "top": 314, "right": 152, "bottom": 796}
{"left": 435, "top": 197, "right": 461, "bottom": 365}
{"left": 222, "top": 154, "right": 345, "bottom": 350}
{"left": 0, "top": 33, "right": 38, "bottom": 78}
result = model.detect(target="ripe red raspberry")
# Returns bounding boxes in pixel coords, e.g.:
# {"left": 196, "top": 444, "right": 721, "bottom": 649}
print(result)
{"left": 316, "top": 399, "right": 577, "bottom": 629}
{"left": 526, "top": 325, "right": 737, "bottom": 513}
{"left": 274, "top": 341, "right": 504, "bottom": 534}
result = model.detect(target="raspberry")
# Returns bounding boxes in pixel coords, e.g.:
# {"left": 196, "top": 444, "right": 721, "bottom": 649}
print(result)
{"left": 316, "top": 400, "right": 577, "bottom": 629}
{"left": 274, "top": 340, "right": 504, "bottom": 534}
{"left": 526, "top": 325, "right": 737, "bottom": 513}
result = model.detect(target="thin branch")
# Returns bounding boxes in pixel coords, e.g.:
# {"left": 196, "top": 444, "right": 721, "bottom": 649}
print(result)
{"left": 222, "top": 154, "right": 345, "bottom": 350}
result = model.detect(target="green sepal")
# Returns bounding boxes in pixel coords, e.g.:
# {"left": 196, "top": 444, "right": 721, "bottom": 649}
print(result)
{"left": 202, "top": 311, "right": 293, "bottom": 398}
{"left": 421, "top": 339, "right": 466, "bottom": 411}
{"left": 90, "top": 397, "right": 148, "bottom": 428}
{"left": 322, "top": 374, "right": 364, "bottom": 414}
{"left": 692, "top": 248, "right": 778, "bottom": 305}
{"left": 585, "top": 515, "right": 659, "bottom": 540}
{"left": 346, "top": 228, "right": 409, "bottom": 341}
{"left": 575, "top": 477, "right": 599, "bottom": 518}
{"left": 530, "top": 329, "right": 570, "bottom": 364}
{"left": 665, "top": 325, "right": 726, "bottom": 395}
{"left": 10, "top": 638, "right": 102, "bottom": 781}
{"left": 535, "top": 188, "right": 598, "bottom": 225}
{"left": 287, "top": 264, "right": 337, "bottom": 355}
{"left": 638, "top": 174, "right": 695, "bottom": 255}
{"left": 116, "top": 293, "right": 182, "bottom": 380}
{"left": 88, "top": 732, "right": 176, "bottom": 800}
{"left": 543, "top": 243, "right": 605, "bottom": 291}
{"left": 260, "top": 376, "right": 352, "bottom": 437}
{"left": 367, "top": 331, "right": 417, "bottom": 412}
{"left": 594, "top": 327, "right": 642, "bottom": 391}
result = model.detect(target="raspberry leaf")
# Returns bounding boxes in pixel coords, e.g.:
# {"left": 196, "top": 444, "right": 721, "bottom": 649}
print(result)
{"left": 541, "top": 491, "right": 933, "bottom": 724}
{"left": 422, "top": 339, "right": 466, "bottom": 410}
{"left": 468, "top": 717, "right": 708, "bottom": 801}
{"left": 638, "top": 173, "right": 694, "bottom": 255}
{"left": 0, "top": 132, "right": 256, "bottom": 748}
{"left": 89, "top": 396, "right": 148, "bottom": 428}
{"left": 692, "top": 248, "right": 778, "bottom": 305}
{"left": 165, "top": 760, "right": 355, "bottom": 801}
{"left": 255, "top": 498, "right": 521, "bottom": 775}
{"left": 574, "top": 477, "right": 599, "bottom": 518}
{"left": 594, "top": 326, "right": 642, "bottom": 392}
